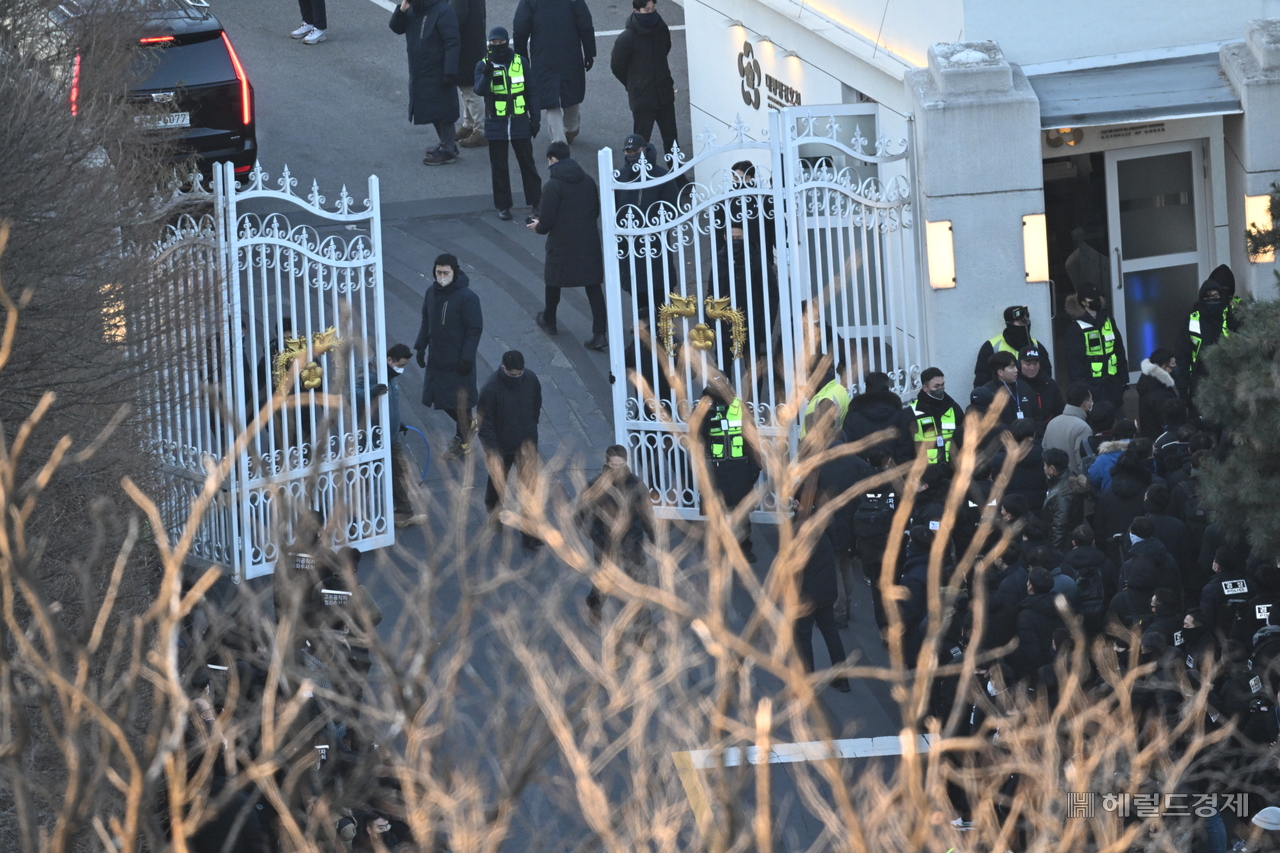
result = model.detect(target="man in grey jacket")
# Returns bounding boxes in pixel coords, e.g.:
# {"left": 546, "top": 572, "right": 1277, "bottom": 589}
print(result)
{"left": 1042, "top": 382, "right": 1094, "bottom": 475}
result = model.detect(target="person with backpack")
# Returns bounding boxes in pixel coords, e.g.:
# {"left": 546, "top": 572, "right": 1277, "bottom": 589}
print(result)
{"left": 1062, "top": 525, "right": 1111, "bottom": 636}
{"left": 1170, "top": 449, "right": 1212, "bottom": 560}
{"left": 1120, "top": 517, "right": 1182, "bottom": 601}
{"left": 1107, "top": 555, "right": 1159, "bottom": 631}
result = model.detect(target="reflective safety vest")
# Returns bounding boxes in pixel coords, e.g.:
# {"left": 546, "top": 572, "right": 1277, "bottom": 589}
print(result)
{"left": 1077, "top": 317, "right": 1119, "bottom": 379}
{"left": 708, "top": 398, "right": 746, "bottom": 460}
{"left": 987, "top": 333, "right": 1022, "bottom": 358}
{"left": 1188, "top": 297, "right": 1239, "bottom": 369}
{"left": 489, "top": 54, "right": 528, "bottom": 118}
{"left": 909, "top": 398, "right": 958, "bottom": 465}
{"left": 800, "top": 379, "right": 850, "bottom": 438}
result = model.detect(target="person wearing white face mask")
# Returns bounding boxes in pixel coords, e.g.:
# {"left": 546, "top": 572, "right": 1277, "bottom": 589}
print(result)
{"left": 414, "top": 253, "right": 484, "bottom": 460}
{"left": 907, "top": 367, "right": 964, "bottom": 466}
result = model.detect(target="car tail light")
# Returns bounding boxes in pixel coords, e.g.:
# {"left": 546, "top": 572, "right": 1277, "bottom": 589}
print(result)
{"left": 235, "top": 164, "right": 252, "bottom": 174}
{"left": 221, "top": 32, "right": 251, "bottom": 126}
{"left": 139, "top": 35, "right": 175, "bottom": 44}
{"left": 69, "top": 53, "right": 81, "bottom": 116}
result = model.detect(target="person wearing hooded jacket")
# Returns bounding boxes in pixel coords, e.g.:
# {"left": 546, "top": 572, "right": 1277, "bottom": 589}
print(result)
{"left": 414, "top": 254, "right": 483, "bottom": 459}
{"left": 475, "top": 27, "right": 542, "bottom": 221}
{"left": 1107, "top": 555, "right": 1159, "bottom": 631}
{"left": 973, "top": 305, "right": 1052, "bottom": 387}
{"left": 1012, "top": 567, "right": 1066, "bottom": 679}
{"left": 1093, "top": 448, "right": 1154, "bottom": 561}
{"left": 1176, "top": 265, "right": 1241, "bottom": 395}
{"left": 1136, "top": 348, "right": 1179, "bottom": 439}
{"left": 610, "top": 0, "right": 679, "bottom": 164}
{"left": 530, "top": 141, "right": 608, "bottom": 350}
{"left": 1063, "top": 281, "right": 1128, "bottom": 408}
{"left": 391, "top": 0, "right": 463, "bottom": 166}
{"left": 614, "top": 133, "right": 678, "bottom": 315}
{"left": 843, "top": 371, "right": 913, "bottom": 464}
{"left": 513, "top": 0, "right": 596, "bottom": 146}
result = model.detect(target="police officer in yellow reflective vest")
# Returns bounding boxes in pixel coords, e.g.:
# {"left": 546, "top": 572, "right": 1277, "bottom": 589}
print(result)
{"left": 973, "top": 305, "right": 1052, "bottom": 386}
{"left": 475, "top": 27, "right": 543, "bottom": 221}
{"left": 1177, "top": 265, "right": 1241, "bottom": 395}
{"left": 801, "top": 358, "right": 850, "bottom": 441}
{"left": 1064, "top": 281, "right": 1128, "bottom": 408}
{"left": 697, "top": 375, "right": 763, "bottom": 562}
{"left": 909, "top": 367, "right": 963, "bottom": 466}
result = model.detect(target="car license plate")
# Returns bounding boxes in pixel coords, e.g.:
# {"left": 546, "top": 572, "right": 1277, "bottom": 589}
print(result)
{"left": 137, "top": 111, "right": 190, "bottom": 129}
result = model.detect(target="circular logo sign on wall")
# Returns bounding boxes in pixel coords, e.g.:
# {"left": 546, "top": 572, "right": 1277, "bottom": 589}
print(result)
{"left": 737, "top": 41, "right": 761, "bottom": 110}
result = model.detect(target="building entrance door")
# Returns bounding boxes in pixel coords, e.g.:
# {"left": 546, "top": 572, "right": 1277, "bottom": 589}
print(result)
{"left": 1103, "top": 140, "right": 1208, "bottom": 382}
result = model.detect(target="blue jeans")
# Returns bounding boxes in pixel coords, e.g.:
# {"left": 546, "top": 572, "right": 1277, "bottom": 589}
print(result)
{"left": 1205, "top": 808, "right": 1228, "bottom": 853}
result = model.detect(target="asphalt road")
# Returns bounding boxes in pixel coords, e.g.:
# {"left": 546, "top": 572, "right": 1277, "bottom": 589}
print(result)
{"left": 210, "top": 0, "right": 690, "bottom": 205}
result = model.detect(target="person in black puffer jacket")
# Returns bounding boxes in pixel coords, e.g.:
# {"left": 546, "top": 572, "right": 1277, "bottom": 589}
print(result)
{"left": 842, "top": 371, "right": 913, "bottom": 464}
{"left": 1061, "top": 525, "right": 1114, "bottom": 636}
{"left": 793, "top": 531, "right": 850, "bottom": 691}
{"left": 1012, "top": 566, "right": 1065, "bottom": 680}
{"left": 991, "top": 419, "right": 1047, "bottom": 509}
{"left": 1107, "top": 555, "right": 1159, "bottom": 631}
{"left": 1092, "top": 448, "right": 1154, "bottom": 562}
{"left": 609, "top": 0, "right": 679, "bottom": 162}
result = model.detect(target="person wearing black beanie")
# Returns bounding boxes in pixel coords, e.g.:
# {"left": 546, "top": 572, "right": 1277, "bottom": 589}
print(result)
{"left": 972, "top": 304, "right": 1053, "bottom": 387}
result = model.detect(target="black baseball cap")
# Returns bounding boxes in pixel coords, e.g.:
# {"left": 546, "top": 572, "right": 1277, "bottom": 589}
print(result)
{"left": 502, "top": 350, "right": 525, "bottom": 371}
{"left": 623, "top": 133, "right": 646, "bottom": 151}
{"left": 1019, "top": 347, "right": 1042, "bottom": 362}
{"left": 1003, "top": 305, "right": 1030, "bottom": 324}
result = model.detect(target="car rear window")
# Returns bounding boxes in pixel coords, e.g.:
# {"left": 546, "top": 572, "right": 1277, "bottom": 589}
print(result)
{"left": 132, "top": 33, "right": 234, "bottom": 91}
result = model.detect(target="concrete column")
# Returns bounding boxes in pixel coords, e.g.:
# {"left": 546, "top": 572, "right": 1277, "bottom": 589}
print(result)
{"left": 1222, "top": 20, "right": 1280, "bottom": 301}
{"left": 906, "top": 42, "right": 1048, "bottom": 400}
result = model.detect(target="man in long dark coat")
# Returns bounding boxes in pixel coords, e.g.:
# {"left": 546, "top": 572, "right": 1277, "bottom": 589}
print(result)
{"left": 513, "top": 0, "right": 595, "bottom": 145}
{"left": 391, "top": 0, "right": 463, "bottom": 165}
{"left": 528, "top": 141, "right": 607, "bottom": 350}
{"left": 414, "top": 254, "right": 483, "bottom": 459}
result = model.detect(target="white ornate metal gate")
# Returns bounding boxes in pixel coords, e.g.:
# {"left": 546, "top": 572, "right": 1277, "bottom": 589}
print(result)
{"left": 141, "top": 163, "right": 393, "bottom": 579}
{"left": 601, "top": 105, "right": 923, "bottom": 520}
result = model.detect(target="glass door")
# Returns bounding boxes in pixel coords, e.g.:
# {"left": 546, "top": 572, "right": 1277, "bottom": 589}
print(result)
{"left": 1103, "top": 141, "right": 1208, "bottom": 383}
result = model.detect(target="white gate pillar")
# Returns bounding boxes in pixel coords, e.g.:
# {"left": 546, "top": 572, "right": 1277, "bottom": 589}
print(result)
{"left": 906, "top": 42, "right": 1047, "bottom": 401}
{"left": 1222, "top": 21, "right": 1280, "bottom": 300}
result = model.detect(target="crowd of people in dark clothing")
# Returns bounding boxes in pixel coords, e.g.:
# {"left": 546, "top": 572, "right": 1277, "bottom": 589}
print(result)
{"left": 787, "top": 265, "right": 1277, "bottom": 850}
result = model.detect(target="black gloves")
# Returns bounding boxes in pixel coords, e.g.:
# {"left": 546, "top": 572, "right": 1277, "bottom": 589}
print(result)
{"left": 457, "top": 359, "right": 473, "bottom": 376}
{"left": 371, "top": 383, "right": 389, "bottom": 397}
{"left": 415, "top": 349, "right": 426, "bottom": 368}
{"left": 531, "top": 121, "right": 540, "bottom": 138}
{"left": 443, "top": 74, "right": 458, "bottom": 87}
{"left": 583, "top": 56, "right": 593, "bottom": 71}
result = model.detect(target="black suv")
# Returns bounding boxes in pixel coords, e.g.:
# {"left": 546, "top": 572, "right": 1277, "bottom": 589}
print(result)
{"left": 123, "top": 0, "right": 257, "bottom": 176}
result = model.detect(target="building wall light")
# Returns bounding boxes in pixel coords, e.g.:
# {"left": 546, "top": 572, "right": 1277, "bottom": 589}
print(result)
{"left": 926, "top": 220, "right": 955, "bottom": 289}
{"left": 1022, "top": 214, "right": 1050, "bottom": 282}
{"left": 1246, "top": 194, "right": 1275, "bottom": 263}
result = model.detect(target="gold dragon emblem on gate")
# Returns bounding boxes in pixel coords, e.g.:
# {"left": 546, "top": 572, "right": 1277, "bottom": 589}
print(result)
{"left": 273, "top": 326, "right": 343, "bottom": 391}
{"left": 656, "top": 296, "right": 746, "bottom": 359}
